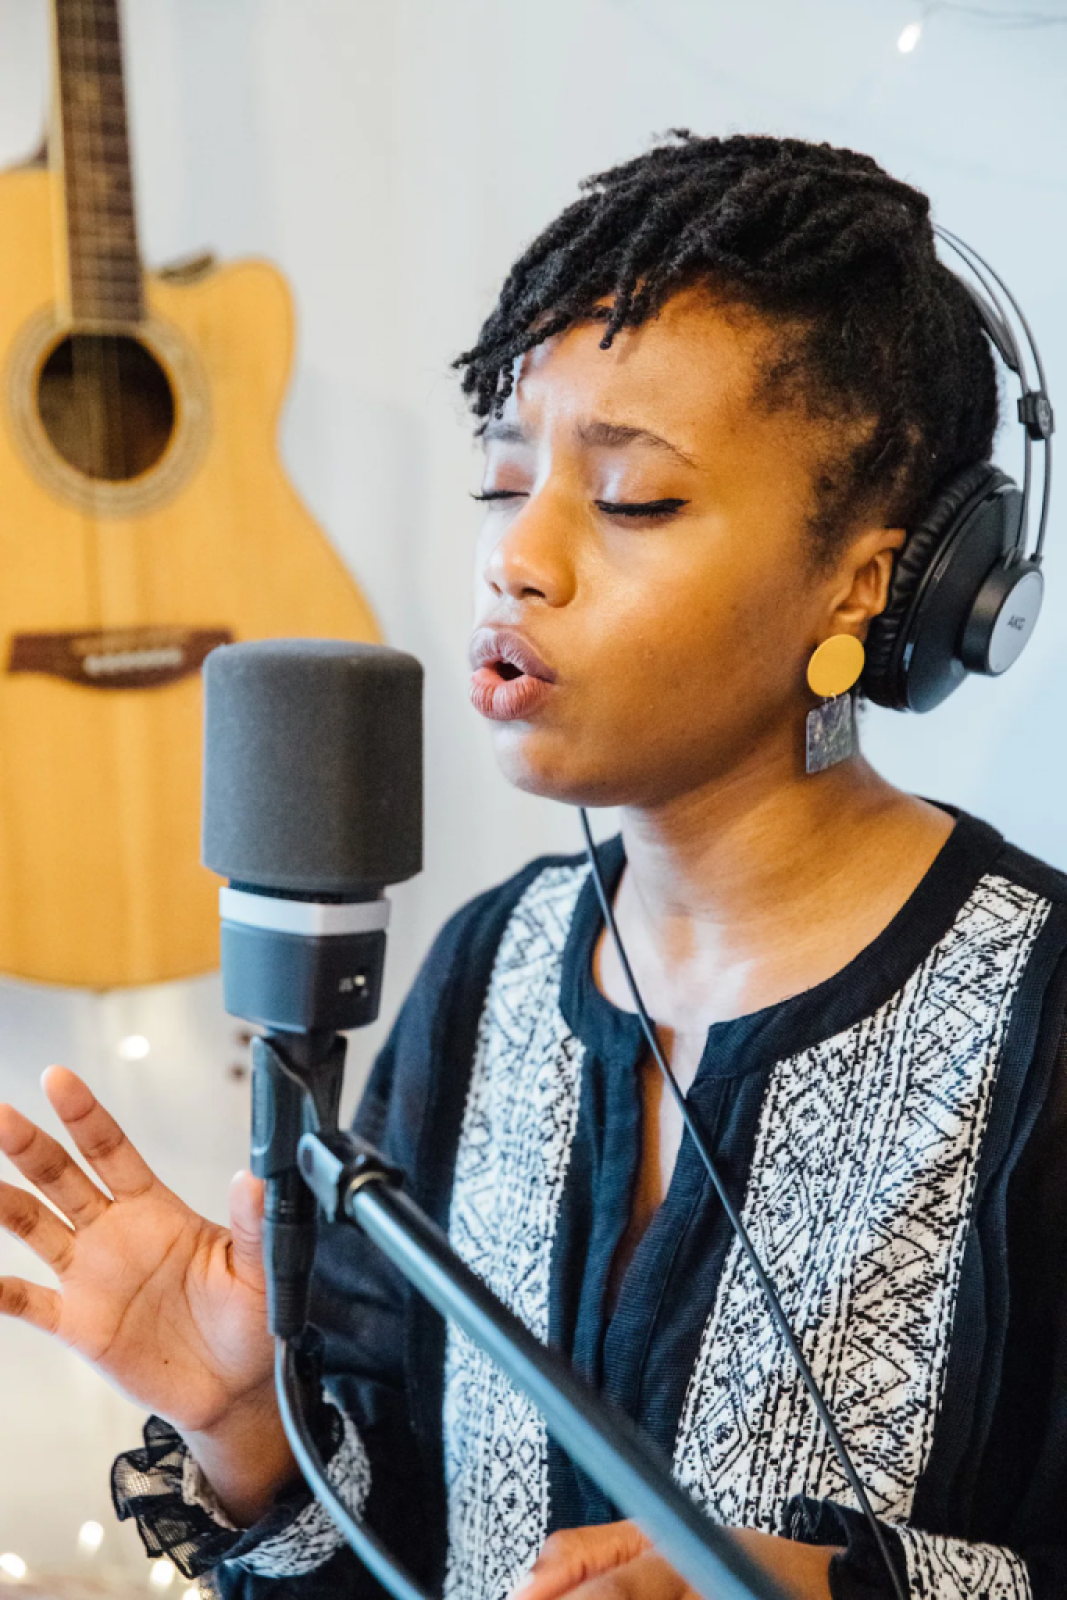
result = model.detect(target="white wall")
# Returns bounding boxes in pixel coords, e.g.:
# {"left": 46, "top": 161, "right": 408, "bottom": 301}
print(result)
{"left": 0, "top": 0, "right": 1064, "bottom": 1578}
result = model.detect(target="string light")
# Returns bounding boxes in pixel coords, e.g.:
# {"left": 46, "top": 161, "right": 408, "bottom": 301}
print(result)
{"left": 898, "top": 20, "right": 923, "bottom": 49}
{"left": 0, "top": 1552, "right": 27, "bottom": 1580}
{"left": 118, "top": 1033, "right": 151, "bottom": 1061}
{"left": 77, "top": 1520, "right": 105, "bottom": 1553}
{"left": 149, "top": 1558, "right": 177, "bottom": 1590}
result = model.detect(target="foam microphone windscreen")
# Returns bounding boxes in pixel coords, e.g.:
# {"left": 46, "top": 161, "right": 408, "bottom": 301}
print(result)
{"left": 202, "top": 639, "right": 423, "bottom": 896}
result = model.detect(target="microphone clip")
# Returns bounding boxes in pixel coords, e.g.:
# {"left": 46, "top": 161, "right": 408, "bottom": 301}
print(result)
{"left": 250, "top": 1030, "right": 348, "bottom": 1339}
{"left": 297, "top": 1130, "right": 403, "bottom": 1225}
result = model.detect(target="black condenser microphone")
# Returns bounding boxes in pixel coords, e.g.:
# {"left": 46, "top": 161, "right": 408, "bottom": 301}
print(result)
{"left": 202, "top": 639, "right": 423, "bottom": 1337}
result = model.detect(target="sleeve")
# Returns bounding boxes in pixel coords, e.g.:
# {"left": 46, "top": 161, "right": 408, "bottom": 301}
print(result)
{"left": 787, "top": 952, "right": 1067, "bottom": 1600}
{"left": 788, "top": 1500, "right": 1033, "bottom": 1600}
{"left": 111, "top": 1370, "right": 371, "bottom": 1582}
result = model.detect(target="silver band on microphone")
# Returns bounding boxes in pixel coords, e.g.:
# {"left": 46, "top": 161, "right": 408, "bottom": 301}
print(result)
{"left": 219, "top": 886, "right": 391, "bottom": 938}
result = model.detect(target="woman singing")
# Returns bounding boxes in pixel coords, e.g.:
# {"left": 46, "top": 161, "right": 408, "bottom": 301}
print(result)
{"left": 1, "top": 134, "right": 1064, "bottom": 1600}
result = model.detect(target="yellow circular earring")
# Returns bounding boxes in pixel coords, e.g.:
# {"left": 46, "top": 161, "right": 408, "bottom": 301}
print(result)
{"left": 807, "top": 635, "right": 866, "bottom": 699}
{"left": 805, "top": 636, "right": 865, "bottom": 774}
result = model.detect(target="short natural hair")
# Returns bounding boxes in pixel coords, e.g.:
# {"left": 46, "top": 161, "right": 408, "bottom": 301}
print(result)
{"left": 455, "top": 132, "right": 998, "bottom": 557}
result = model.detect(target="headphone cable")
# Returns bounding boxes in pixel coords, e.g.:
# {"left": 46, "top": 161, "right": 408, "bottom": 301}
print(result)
{"left": 579, "top": 809, "right": 907, "bottom": 1600}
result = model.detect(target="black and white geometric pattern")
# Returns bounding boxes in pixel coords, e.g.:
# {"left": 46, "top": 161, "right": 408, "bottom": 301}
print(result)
{"left": 441, "top": 865, "right": 1046, "bottom": 1600}
{"left": 442, "top": 865, "right": 590, "bottom": 1600}
{"left": 895, "top": 1524, "right": 1031, "bottom": 1598}
{"left": 672, "top": 875, "right": 1048, "bottom": 1542}
{"left": 147, "top": 859, "right": 1048, "bottom": 1597}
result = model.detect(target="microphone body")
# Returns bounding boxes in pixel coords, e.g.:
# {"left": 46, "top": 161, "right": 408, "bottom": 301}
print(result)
{"left": 202, "top": 639, "right": 423, "bottom": 1335}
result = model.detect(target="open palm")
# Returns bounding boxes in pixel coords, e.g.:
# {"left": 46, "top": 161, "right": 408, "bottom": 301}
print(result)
{"left": 0, "top": 1066, "right": 273, "bottom": 1435}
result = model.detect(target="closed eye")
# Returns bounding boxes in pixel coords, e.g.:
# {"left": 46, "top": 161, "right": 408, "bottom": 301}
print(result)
{"left": 471, "top": 491, "right": 689, "bottom": 519}
{"left": 595, "top": 498, "right": 689, "bottom": 519}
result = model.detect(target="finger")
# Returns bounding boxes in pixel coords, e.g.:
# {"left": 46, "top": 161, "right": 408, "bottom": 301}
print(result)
{"left": 228, "top": 1171, "right": 266, "bottom": 1290}
{"left": 564, "top": 1552, "right": 689, "bottom": 1600}
{"left": 0, "top": 1102, "right": 109, "bottom": 1226}
{"left": 0, "top": 1180, "right": 75, "bottom": 1275}
{"left": 0, "top": 1275, "right": 62, "bottom": 1336}
{"left": 515, "top": 1525, "right": 652, "bottom": 1600}
{"left": 42, "top": 1066, "right": 157, "bottom": 1203}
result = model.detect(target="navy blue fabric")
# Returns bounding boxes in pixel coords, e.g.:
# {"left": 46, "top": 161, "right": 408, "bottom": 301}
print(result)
{"left": 119, "top": 813, "right": 1067, "bottom": 1600}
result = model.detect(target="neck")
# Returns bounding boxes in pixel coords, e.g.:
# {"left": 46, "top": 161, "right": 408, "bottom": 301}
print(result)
{"left": 608, "top": 746, "right": 953, "bottom": 1028}
{"left": 52, "top": 0, "right": 143, "bottom": 324}
{"left": 621, "top": 754, "right": 898, "bottom": 927}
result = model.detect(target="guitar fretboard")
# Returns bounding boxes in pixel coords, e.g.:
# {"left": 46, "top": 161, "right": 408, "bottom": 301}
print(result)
{"left": 53, "top": 0, "right": 143, "bottom": 324}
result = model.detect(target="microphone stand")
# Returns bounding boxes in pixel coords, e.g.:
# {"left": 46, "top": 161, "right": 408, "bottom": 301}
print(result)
{"left": 289, "top": 1124, "right": 787, "bottom": 1600}
{"left": 232, "top": 898, "right": 779, "bottom": 1599}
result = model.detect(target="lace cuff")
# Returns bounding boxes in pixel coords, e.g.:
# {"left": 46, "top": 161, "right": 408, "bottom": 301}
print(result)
{"left": 113, "top": 1384, "right": 368, "bottom": 1581}
{"left": 112, "top": 1414, "right": 243, "bottom": 1579}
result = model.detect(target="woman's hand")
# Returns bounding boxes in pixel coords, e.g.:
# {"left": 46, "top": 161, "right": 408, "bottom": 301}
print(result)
{"left": 0, "top": 1066, "right": 293, "bottom": 1522}
{"left": 514, "top": 1520, "right": 838, "bottom": 1600}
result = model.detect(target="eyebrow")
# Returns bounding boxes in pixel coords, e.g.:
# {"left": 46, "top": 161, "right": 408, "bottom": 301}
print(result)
{"left": 480, "top": 417, "right": 697, "bottom": 467}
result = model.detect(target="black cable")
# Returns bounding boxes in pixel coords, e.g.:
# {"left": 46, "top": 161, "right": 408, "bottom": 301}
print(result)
{"left": 579, "top": 810, "right": 908, "bottom": 1600}
{"left": 275, "top": 1339, "right": 431, "bottom": 1600}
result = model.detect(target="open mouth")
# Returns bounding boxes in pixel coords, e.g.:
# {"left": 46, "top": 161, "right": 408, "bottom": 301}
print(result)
{"left": 468, "top": 628, "right": 557, "bottom": 721}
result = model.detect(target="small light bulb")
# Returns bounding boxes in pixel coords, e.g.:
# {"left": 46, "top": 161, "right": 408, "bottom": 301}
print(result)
{"left": 118, "top": 1034, "right": 151, "bottom": 1061}
{"left": 78, "top": 1520, "right": 105, "bottom": 1552}
{"left": 0, "top": 1552, "right": 27, "bottom": 1580}
{"left": 898, "top": 21, "right": 922, "bottom": 52}
{"left": 150, "top": 1558, "right": 177, "bottom": 1590}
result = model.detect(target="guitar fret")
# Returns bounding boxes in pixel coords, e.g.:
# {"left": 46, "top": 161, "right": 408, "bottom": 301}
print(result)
{"left": 54, "top": 0, "right": 144, "bottom": 323}
{"left": 64, "top": 131, "right": 132, "bottom": 156}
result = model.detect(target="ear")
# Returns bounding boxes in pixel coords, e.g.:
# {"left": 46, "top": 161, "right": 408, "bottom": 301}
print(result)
{"left": 825, "top": 525, "right": 907, "bottom": 637}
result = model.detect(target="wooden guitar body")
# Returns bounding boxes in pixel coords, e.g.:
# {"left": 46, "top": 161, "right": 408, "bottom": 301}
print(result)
{"left": 0, "top": 165, "right": 380, "bottom": 986}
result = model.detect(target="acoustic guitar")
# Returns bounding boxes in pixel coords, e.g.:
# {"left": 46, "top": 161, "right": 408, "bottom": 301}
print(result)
{"left": 0, "top": 0, "right": 380, "bottom": 988}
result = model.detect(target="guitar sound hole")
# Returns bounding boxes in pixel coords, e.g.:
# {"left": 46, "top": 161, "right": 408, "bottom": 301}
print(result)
{"left": 36, "top": 332, "right": 176, "bottom": 482}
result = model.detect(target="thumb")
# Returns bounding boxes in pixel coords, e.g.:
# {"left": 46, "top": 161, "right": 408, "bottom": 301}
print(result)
{"left": 514, "top": 1523, "right": 652, "bottom": 1600}
{"left": 228, "top": 1170, "right": 266, "bottom": 1288}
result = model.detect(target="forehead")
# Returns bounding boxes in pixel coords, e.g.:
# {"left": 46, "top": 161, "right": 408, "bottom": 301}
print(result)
{"left": 500, "top": 288, "right": 780, "bottom": 453}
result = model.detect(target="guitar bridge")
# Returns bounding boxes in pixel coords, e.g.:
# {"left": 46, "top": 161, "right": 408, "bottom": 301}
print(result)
{"left": 6, "top": 626, "right": 234, "bottom": 689}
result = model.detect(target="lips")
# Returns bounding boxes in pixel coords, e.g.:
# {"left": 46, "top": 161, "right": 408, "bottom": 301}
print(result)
{"left": 469, "top": 627, "right": 558, "bottom": 723}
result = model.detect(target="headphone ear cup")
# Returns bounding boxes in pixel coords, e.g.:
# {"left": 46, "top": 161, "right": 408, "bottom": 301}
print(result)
{"left": 863, "top": 463, "right": 1014, "bottom": 711}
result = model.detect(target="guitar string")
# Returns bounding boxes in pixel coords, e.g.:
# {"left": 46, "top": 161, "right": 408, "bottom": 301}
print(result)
{"left": 64, "top": 0, "right": 106, "bottom": 635}
{"left": 66, "top": 0, "right": 133, "bottom": 635}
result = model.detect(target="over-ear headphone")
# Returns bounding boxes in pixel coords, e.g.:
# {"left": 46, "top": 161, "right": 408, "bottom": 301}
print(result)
{"left": 863, "top": 227, "right": 1054, "bottom": 713}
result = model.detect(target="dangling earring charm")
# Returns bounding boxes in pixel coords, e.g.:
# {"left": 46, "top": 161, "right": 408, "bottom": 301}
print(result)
{"left": 805, "top": 635, "right": 865, "bottom": 775}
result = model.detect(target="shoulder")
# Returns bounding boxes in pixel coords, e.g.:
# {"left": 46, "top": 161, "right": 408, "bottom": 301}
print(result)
{"left": 420, "top": 847, "right": 591, "bottom": 989}
{"left": 987, "top": 832, "right": 1067, "bottom": 909}
{"left": 355, "top": 848, "right": 592, "bottom": 1187}
{"left": 362, "top": 849, "right": 589, "bottom": 1117}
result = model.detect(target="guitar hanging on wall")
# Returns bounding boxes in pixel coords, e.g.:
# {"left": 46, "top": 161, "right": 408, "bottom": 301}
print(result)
{"left": 0, "top": 0, "right": 380, "bottom": 988}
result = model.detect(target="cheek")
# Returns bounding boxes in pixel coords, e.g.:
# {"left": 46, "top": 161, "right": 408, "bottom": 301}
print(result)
{"left": 586, "top": 546, "right": 804, "bottom": 713}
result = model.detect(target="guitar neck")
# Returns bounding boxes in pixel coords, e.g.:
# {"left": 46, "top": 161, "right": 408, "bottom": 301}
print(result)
{"left": 52, "top": 0, "right": 143, "bottom": 325}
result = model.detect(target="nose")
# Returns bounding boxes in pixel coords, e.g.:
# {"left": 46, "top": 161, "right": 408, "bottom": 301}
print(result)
{"left": 479, "top": 490, "right": 576, "bottom": 607}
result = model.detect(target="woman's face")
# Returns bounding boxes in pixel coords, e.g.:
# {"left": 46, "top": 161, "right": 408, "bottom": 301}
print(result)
{"left": 469, "top": 288, "right": 894, "bottom": 809}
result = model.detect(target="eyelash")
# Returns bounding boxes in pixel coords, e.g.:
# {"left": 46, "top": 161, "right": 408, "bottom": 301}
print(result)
{"left": 471, "top": 490, "right": 688, "bottom": 520}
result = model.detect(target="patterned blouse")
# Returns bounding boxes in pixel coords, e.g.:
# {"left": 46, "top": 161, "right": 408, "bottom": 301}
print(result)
{"left": 113, "top": 810, "right": 1067, "bottom": 1600}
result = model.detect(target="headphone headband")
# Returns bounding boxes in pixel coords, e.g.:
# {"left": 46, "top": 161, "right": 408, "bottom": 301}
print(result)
{"left": 861, "top": 227, "right": 1055, "bottom": 714}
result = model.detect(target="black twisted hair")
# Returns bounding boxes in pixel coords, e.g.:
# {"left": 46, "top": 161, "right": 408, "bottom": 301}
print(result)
{"left": 455, "top": 132, "right": 998, "bottom": 559}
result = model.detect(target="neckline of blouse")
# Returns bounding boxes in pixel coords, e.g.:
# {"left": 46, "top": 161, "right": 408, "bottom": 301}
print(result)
{"left": 558, "top": 805, "right": 1006, "bottom": 1084}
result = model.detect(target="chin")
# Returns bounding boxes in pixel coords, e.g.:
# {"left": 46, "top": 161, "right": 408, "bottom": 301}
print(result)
{"left": 489, "top": 724, "right": 639, "bottom": 808}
